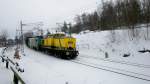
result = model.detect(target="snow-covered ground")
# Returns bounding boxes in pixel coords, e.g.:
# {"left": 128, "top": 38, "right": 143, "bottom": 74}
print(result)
{"left": 74, "top": 28, "right": 150, "bottom": 65}
{"left": 0, "top": 27, "right": 150, "bottom": 84}
{"left": 0, "top": 61, "right": 13, "bottom": 84}
{"left": 1, "top": 46, "right": 149, "bottom": 84}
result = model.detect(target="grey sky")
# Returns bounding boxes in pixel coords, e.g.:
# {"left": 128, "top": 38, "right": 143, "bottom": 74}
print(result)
{"left": 0, "top": 0, "right": 100, "bottom": 38}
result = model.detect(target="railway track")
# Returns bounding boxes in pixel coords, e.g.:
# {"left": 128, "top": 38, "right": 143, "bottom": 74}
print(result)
{"left": 80, "top": 55, "right": 150, "bottom": 68}
{"left": 71, "top": 59, "right": 150, "bottom": 82}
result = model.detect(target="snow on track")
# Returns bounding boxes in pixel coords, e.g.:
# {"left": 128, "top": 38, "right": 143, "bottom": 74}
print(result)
{"left": 72, "top": 56, "right": 150, "bottom": 82}
{"left": 78, "top": 55, "right": 150, "bottom": 77}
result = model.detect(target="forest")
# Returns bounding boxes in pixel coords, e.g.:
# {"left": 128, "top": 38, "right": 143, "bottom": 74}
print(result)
{"left": 61, "top": 0, "right": 150, "bottom": 38}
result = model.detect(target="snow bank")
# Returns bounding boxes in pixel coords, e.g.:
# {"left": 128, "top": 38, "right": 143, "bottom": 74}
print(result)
{"left": 74, "top": 28, "right": 150, "bottom": 65}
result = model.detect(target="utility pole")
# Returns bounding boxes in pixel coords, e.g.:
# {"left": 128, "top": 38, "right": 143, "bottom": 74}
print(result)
{"left": 16, "top": 29, "right": 19, "bottom": 49}
{"left": 17, "top": 21, "right": 43, "bottom": 55}
{"left": 20, "top": 21, "right": 24, "bottom": 53}
{"left": 68, "top": 23, "right": 72, "bottom": 37}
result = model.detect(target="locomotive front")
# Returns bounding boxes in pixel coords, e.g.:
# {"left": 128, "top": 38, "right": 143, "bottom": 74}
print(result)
{"left": 41, "top": 33, "right": 79, "bottom": 59}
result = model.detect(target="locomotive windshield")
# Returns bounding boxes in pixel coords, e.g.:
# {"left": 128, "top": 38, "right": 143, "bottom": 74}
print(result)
{"left": 53, "top": 34, "right": 66, "bottom": 38}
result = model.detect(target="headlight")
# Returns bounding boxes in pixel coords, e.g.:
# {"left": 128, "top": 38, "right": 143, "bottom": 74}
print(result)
{"left": 66, "top": 52, "right": 69, "bottom": 55}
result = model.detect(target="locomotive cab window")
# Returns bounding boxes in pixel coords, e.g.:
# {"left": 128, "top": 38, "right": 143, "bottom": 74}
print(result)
{"left": 54, "top": 34, "right": 65, "bottom": 38}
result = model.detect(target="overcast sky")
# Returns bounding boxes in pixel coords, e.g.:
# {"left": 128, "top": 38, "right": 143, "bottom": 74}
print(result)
{"left": 0, "top": 0, "right": 100, "bottom": 38}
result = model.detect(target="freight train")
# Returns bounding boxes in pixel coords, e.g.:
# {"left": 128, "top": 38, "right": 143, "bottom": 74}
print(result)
{"left": 26, "top": 33, "right": 79, "bottom": 59}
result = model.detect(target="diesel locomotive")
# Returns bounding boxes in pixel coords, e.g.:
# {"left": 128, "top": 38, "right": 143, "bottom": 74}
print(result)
{"left": 26, "top": 33, "right": 79, "bottom": 59}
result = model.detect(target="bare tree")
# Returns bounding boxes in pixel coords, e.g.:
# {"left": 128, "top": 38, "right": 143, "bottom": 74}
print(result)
{"left": 0, "top": 29, "right": 9, "bottom": 46}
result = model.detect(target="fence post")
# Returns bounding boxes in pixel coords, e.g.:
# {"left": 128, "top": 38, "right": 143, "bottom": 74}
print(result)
{"left": 13, "top": 74, "right": 18, "bottom": 84}
{"left": 105, "top": 52, "right": 108, "bottom": 58}
{"left": 2, "top": 57, "right": 4, "bottom": 62}
{"left": 6, "top": 60, "right": 9, "bottom": 69}
{"left": 10, "top": 67, "right": 25, "bottom": 84}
